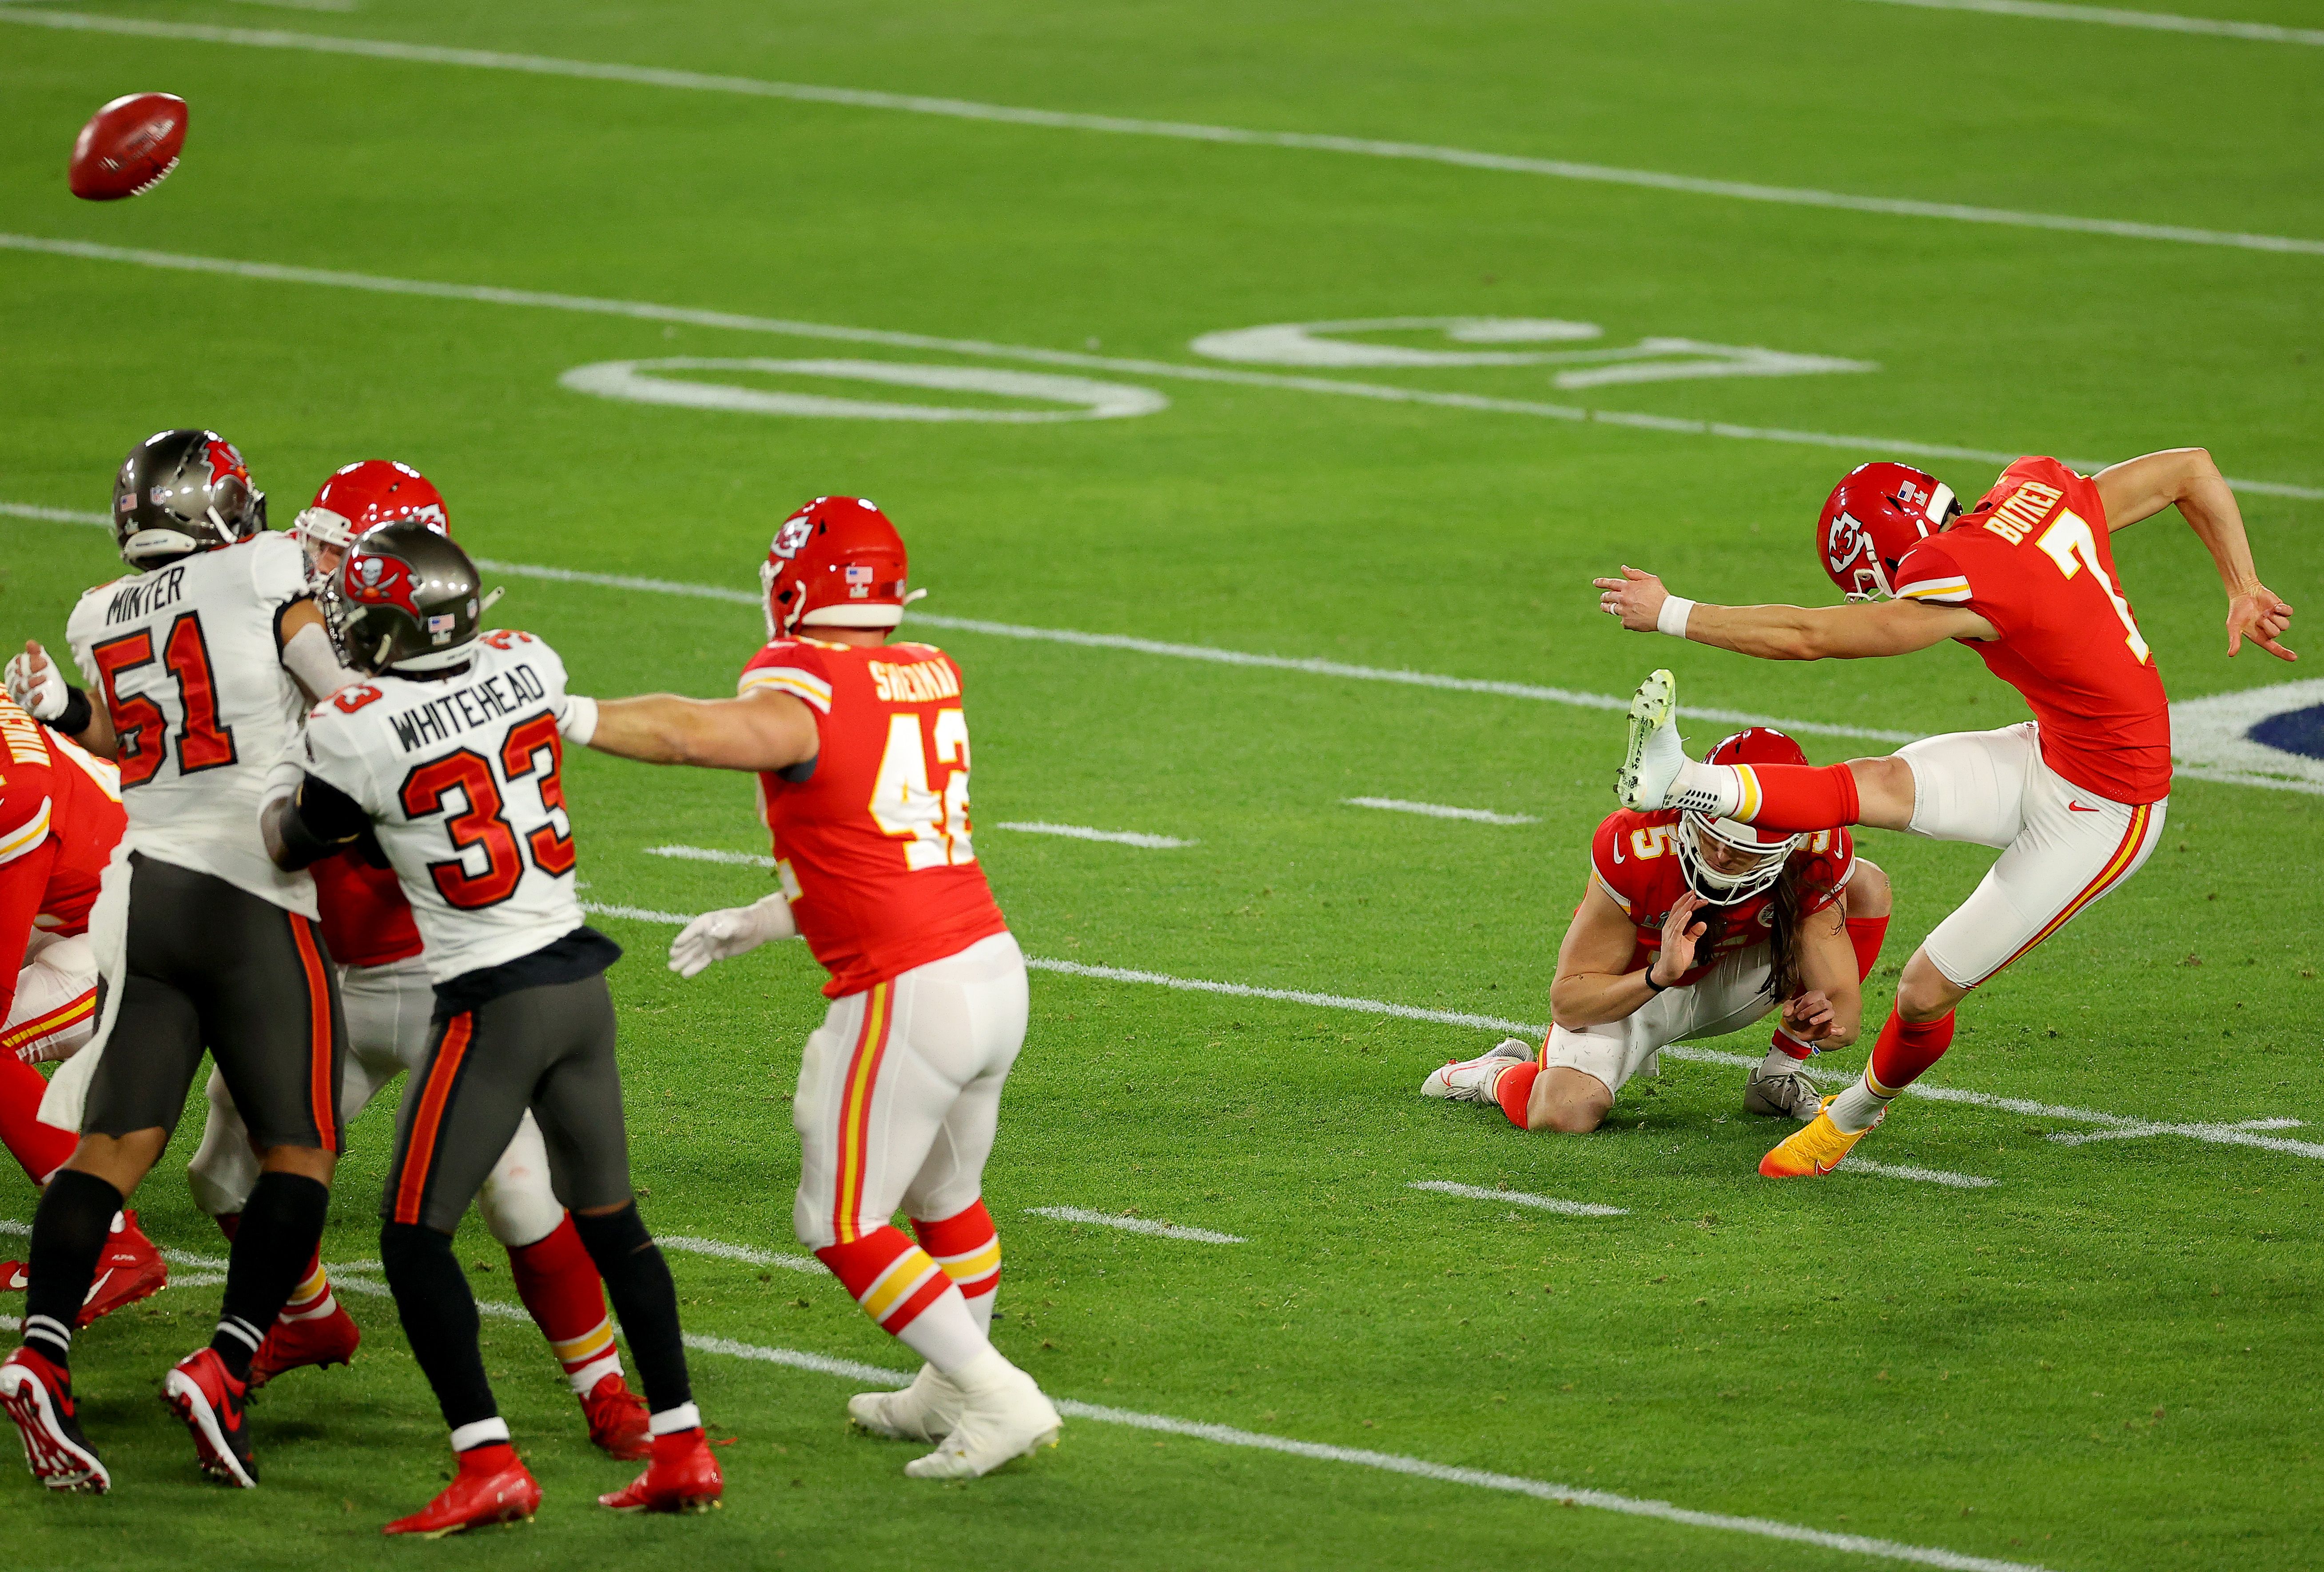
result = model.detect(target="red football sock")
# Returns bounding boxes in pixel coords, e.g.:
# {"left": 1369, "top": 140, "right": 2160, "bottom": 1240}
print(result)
{"left": 816, "top": 1226, "right": 954, "bottom": 1336}
{"left": 215, "top": 1211, "right": 240, "bottom": 1243}
{"left": 278, "top": 1249, "right": 334, "bottom": 1322}
{"left": 1734, "top": 762, "right": 1861, "bottom": 833}
{"left": 1846, "top": 915, "right": 1891, "bottom": 983}
{"left": 911, "top": 1200, "right": 1000, "bottom": 1328}
{"left": 1494, "top": 1062, "right": 1541, "bottom": 1129}
{"left": 507, "top": 1215, "right": 621, "bottom": 1394}
{"left": 0, "top": 1054, "right": 75, "bottom": 1186}
{"left": 1767, "top": 1027, "right": 1815, "bottom": 1062}
{"left": 1867, "top": 1011, "right": 1955, "bottom": 1096}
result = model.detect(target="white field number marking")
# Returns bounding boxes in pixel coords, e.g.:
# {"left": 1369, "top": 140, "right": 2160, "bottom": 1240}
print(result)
{"left": 2034, "top": 510, "right": 2150, "bottom": 664}
{"left": 1192, "top": 318, "right": 1877, "bottom": 391}
{"left": 559, "top": 357, "right": 1167, "bottom": 422}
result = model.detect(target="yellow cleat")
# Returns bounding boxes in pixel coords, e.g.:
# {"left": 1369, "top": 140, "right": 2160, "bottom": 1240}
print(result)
{"left": 1758, "top": 1095, "right": 1881, "bottom": 1178}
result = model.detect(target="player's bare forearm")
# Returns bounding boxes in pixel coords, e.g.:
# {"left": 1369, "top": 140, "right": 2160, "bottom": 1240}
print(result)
{"left": 70, "top": 705, "right": 117, "bottom": 758}
{"left": 1550, "top": 883, "right": 1687, "bottom": 1029}
{"left": 587, "top": 691, "right": 818, "bottom": 773}
{"left": 1792, "top": 913, "right": 1864, "bottom": 1048}
{"left": 2098, "top": 449, "right": 2298, "bottom": 661}
{"left": 1549, "top": 966, "right": 1659, "bottom": 1030}
{"left": 1594, "top": 568, "right": 1987, "bottom": 659}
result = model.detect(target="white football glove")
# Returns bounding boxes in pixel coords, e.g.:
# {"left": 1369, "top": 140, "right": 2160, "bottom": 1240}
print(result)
{"left": 668, "top": 892, "right": 798, "bottom": 979}
{"left": 5, "top": 643, "right": 68, "bottom": 722}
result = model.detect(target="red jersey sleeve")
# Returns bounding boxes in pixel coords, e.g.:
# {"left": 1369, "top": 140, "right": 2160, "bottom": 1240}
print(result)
{"left": 1588, "top": 814, "right": 1637, "bottom": 916}
{"left": 738, "top": 642, "right": 836, "bottom": 717}
{"left": 1793, "top": 826, "right": 1856, "bottom": 916}
{"left": 1891, "top": 536, "right": 1975, "bottom": 610}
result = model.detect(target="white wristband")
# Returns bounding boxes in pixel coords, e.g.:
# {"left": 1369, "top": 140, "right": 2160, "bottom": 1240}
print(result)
{"left": 560, "top": 695, "right": 599, "bottom": 747}
{"left": 1656, "top": 596, "right": 1696, "bottom": 638}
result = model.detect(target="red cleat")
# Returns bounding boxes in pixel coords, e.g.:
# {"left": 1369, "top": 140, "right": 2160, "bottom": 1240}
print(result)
{"left": 80, "top": 1211, "right": 169, "bottom": 1326}
{"left": 0, "top": 1347, "right": 109, "bottom": 1493}
{"left": 249, "top": 1299, "right": 360, "bottom": 1389}
{"left": 581, "top": 1371, "right": 651, "bottom": 1460}
{"left": 382, "top": 1442, "right": 541, "bottom": 1538}
{"left": 599, "top": 1426, "right": 723, "bottom": 1513}
{"left": 161, "top": 1347, "right": 256, "bottom": 1487}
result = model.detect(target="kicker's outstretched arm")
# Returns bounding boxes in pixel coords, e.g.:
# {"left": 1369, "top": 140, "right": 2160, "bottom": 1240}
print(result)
{"left": 563, "top": 689, "right": 820, "bottom": 774}
{"left": 1594, "top": 566, "right": 1991, "bottom": 659}
{"left": 2094, "top": 448, "right": 2296, "bottom": 662}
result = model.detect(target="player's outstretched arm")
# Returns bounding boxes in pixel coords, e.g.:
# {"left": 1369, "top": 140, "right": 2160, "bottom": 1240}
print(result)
{"left": 2095, "top": 448, "right": 2296, "bottom": 662}
{"left": 5, "top": 640, "right": 117, "bottom": 756}
{"left": 1551, "top": 884, "right": 1700, "bottom": 1030}
{"left": 1594, "top": 566, "right": 1992, "bottom": 660}
{"left": 1780, "top": 906, "right": 1864, "bottom": 1050}
{"left": 564, "top": 689, "right": 819, "bottom": 774}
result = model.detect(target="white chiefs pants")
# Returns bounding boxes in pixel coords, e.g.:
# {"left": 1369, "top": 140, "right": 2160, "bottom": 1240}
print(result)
{"left": 1897, "top": 722, "right": 2167, "bottom": 988}
{"left": 793, "top": 931, "right": 1027, "bottom": 1250}
{"left": 1542, "top": 943, "right": 1778, "bottom": 1098}
{"left": 7, "top": 933, "right": 99, "bottom": 1071}
{"left": 186, "top": 953, "right": 566, "bottom": 1247}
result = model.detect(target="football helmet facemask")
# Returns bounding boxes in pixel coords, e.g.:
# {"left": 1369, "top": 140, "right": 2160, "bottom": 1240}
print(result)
{"left": 295, "top": 460, "right": 448, "bottom": 575}
{"left": 111, "top": 429, "right": 267, "bottom": 567}
{"left": 326, "top": 519, "right": 487, "bottom": 676}
{"left": 1677, "top": 727, "right": 1810, "bottom": 905}
{"left": 760, "top": 496, "right": 922, "bottom": 640}
{"left": 1817, "top": 461, "right": 1960, "bottom": 602}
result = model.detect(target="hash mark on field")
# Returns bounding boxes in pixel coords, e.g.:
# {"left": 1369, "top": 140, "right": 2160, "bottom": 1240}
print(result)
{"left": 992, "top": 821, "right": 1195, "bottom": 849}
{"left": 660, "top": 1235, "right": 822, "bottom": 1273}
{"left": 683, "top": 1332, "right": 2049, "bottom": 1571}
{"left": 1346, "top": 797, "right": 1538, "bottom": 826}
{"left": 1409, "top": 1180, "right": 1627, "bottom": 1216}
{"left": 581, "top": 899, "right": 700, "bottom": 925}
{"left": 1842, "top": 1160, "right": 1998, "bottom": 1189}
{"left": 1025, "top": 1206, "right": 1246, "bottom": 1243}
{"left": 1856, "top": 0, "right": 2324, "bottom": 46}
{"left": 648, "top": 844, "right": 775, "bottom": 868}
{"left": 5, "top": 9, "right": 2320, "bottom": 265}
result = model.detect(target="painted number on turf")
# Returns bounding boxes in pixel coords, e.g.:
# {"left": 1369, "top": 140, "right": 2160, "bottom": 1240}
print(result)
{"left": 2036, "top": 511, "right": 2151, "bottom": 665}
{"left": 869, "top": 708, "right": 977, "bottom": 870}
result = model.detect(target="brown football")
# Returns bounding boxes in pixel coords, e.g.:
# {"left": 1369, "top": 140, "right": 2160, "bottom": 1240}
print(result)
{"left": 69, "top": 92, "right": 188, "bottom": 201}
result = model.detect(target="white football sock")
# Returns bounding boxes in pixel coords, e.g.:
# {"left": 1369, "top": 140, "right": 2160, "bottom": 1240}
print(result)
{"left": 895, "top": 1282, "right": 989, "bottom": 1377}
{"left": 1828, "top": 1073, "right": 1893, "bottom": 1135}
{"left": 1759, "top": 1041, "right": 1811, "bottom": 1076}
{"left": 1669, "top": 760, "right": 1745, "bottom": 818}
{"left": 964, "top": 1287, "right": 995, "bottom": 1337}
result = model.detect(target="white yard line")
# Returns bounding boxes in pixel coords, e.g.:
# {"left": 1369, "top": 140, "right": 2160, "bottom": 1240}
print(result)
{"left": 1856, "top": 0, "right": 2324, "bottom": 45}
{"left": 1408, "top": 1180, "right": 1628, "bottom": 1216}
{"left": 1, "top": 237, "right": 2318, "bottom": 504}
{"left": 0, "top": 8, "right": 2315, "bottom": 266}
{"left": 659, "top": 1234, "right": 822, "bottom": 1273}
{"left": 581, "top": 899, "right": 700, "bottom": 925}
{"left": 1346, "top": 797, "right": 1538, "bottom": 826}
{"left": 992, "top": 821, "right": 1196, "bottom": 849}
{"left": 647, "top": 844, "right": 775, "bottom": 867}
{"left": 1024, "top": 1206, "right": 1246, "bottom": 1244}
{"left": 1842, "top": 1160, "right": 1999, "bottom": 1189}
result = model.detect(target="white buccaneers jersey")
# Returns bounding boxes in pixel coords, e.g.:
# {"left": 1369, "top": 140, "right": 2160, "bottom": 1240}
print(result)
{"left": 64, "top": 531, "right": 316, "bottom": 915}
{"left": 299, "top": 630, "right": 583, "bottom": 982}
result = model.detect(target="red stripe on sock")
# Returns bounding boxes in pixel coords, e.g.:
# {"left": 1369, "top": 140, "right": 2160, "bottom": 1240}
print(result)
{"left": 1846, "top": 915, "right": 1891, "bottom": 983}
{"left": 1737, "top": 762, "right": 1860, "bottom": 833}
{"left": 910, "top": 1199, "right": 995, "bottom": 1258}
{"left": 1868, "top": 1011, "right": 1955, "bottom": 1095}
{"left": 1495, "top": 1062, "right": 1541, "bottom": 1129}
{"left": 506, "top": 1215, "right": 612, "bottom": 1351}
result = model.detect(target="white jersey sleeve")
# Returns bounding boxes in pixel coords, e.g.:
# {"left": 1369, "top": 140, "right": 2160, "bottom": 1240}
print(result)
{"left": 307, "top": 631, "right": 585, "bottom": 982}
{"left": 63, "top": 532, "right": 317, "bottom": 916}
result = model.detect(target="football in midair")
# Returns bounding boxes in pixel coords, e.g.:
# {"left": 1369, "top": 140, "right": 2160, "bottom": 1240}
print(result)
{"left": 69, "top": 92, "right": 188, "bottom": 201}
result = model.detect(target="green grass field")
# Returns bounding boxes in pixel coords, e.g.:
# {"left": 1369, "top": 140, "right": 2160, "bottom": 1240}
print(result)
{"left": 2, "top": 3, "right": 2320, "bottom": 1568}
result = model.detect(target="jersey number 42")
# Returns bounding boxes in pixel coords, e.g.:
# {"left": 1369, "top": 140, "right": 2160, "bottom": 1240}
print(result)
{"left": 869, "top": 709, "right": 975, "bottom": 870}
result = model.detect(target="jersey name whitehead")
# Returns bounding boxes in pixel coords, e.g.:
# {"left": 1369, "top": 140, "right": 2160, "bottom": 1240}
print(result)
{"left": 303, "top": 631, "right": 584, "bottom": 982}
{"left": 381, "top": 663, "right": 552, "bottom": 754}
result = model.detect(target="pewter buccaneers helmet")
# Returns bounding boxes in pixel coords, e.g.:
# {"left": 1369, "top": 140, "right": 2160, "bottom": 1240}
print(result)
{"left": 1818, "top": 461, "right": 1961, "bottom": 601}
{"left": 109, "top": 429, "right": 267, "bottom": 566}
{"left": 1677, "top": 728, "right": 1810, "bottom": 905}
{"left": 760, "top": 496, "right": 921, "bottom": 639}
{"left": 327, "top": 519, "right": 486, "bottom": 675}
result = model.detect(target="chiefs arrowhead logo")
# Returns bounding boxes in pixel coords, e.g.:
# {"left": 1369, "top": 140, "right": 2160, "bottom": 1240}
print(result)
{"left": 345, "top": 551, "right": 422, "bottom": 617}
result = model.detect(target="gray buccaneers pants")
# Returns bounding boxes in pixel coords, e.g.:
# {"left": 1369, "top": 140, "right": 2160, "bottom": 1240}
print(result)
{"left": 379, "top": 972, "right": 631, "bottom": 1234}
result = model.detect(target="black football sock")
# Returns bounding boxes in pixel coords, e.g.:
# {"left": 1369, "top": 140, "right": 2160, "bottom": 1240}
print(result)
{"left": 379, "top": 1222, "right": 498, "bottom": 1435}
{"left": 23, "top": 1170, "right": 123, "bottom": 1371}
{"left": 211, "top": 1170, "right": 330, "bottom": 1382}
{"left": 572, "top": 1203, "right": 692, "bottom": 1419}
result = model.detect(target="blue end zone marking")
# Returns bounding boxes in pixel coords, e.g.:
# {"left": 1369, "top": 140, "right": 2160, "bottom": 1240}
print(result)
{"left": 2248, "top": 704, "right": 2324, "bottom": 760}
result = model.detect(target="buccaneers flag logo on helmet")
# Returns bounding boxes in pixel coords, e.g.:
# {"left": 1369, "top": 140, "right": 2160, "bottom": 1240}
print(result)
{"left": 346, "top": 549, "right": 422, "bottom": 617}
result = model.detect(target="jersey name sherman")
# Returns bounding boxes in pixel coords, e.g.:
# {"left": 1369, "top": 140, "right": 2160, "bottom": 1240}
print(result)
{"left": 378, "top": 661, "right": 553, "bottom": 754}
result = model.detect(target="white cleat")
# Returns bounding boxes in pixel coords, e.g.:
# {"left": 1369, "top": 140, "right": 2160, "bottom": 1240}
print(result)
{"left": 902, "top": 1349, "right": 1060, "bottom": 1480}
{"left": 849, "top": 1363, "right": 962, "bottom": 1442}
{"left": 1421, "top": 1039, "right": 1536, "bottom": 1104}
{"left": 1616, "top": 667, "right": 1687, "bottom": 811}
{"left": 1743, "top": 1066, "right": 1826, "bottom": 1123}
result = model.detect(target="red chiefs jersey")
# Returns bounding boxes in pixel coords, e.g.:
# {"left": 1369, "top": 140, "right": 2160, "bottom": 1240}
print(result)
{"left": 1590, "top": 809, "right": 1853, "bottom": 988}
{"left": 0, "top": 696, "right": 126, "bottom": 941}
{"left": 312, "top": 848, "right": 425, "bottom": 969}
{"left": 1891, "top": 456, "right": 2171, "bottom": 806}
{"left": 744, "top": 637, "right": 1009, "bottom": 998}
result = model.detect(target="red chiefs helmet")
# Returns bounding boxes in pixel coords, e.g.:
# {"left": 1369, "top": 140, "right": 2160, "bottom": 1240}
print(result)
{"left": 1679, "top": 727, "right": 1809, "bottom": 905}
{"left": 760, "top": 496, "right": 918, "bottom": 639}
{"left": 1817, "top": 462, "right": 1961, "bottom": 601}
{"left": 295, "top": 460, "right": 449, "bottom": 567}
